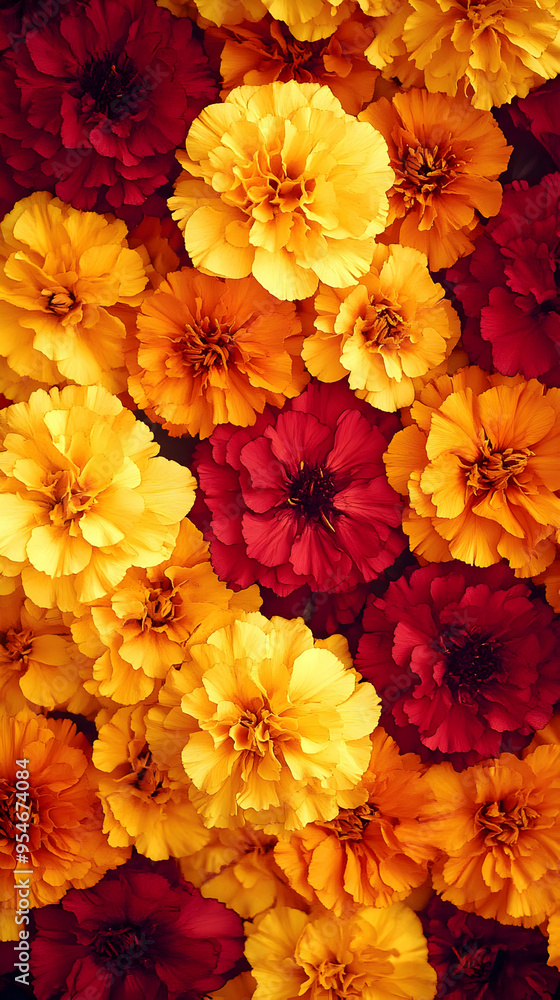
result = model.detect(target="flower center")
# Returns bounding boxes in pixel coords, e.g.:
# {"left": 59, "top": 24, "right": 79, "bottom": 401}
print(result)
{"left": 78, "top": 52, "right": 142, "bottom": 120}
{"left": 321, "top": 803, "right": 378, "bottom": 841}
{"left": 286, "top": 462, "right": 336, "bottom": 531}
{"left": 230, "top": 149, "right": 316, "bottom": 222}
{"left": 132, "top": 744, "right": 164, "bottom": 797}
{"left": 450, "top": 943, "right": 503, "bottom": 986}
{"left": 0, "top": 779, "right": 36, "bottom": 839}
{"left": 358, "top": 301, "right": 405, "bottom": 349}
{"left": 47, "top": 291, "right": 76, "bottom": 316}
{"left": 180, "top": 319, "right": 233, "bottom": 374}
{"left": 140, "top": 581, "right": 178, "bottom": 631}
{"left": 92, "top": 923, "right": 155, "bottom": 974}
{"left": 2, "top": 627, "right": 34, "bottom": 662}
{"left": 467, "top": 437, "right": 532, "bottom": 494}
{"left": 440, "top": 627, "right": 502, "bottom": 694}
{"left": 44, "top": 470, "right": 96, "bottom": 526}
{"left": 477, "top": 795, "right": 539, "bottom": 846}
{"left": 230, "top": 706, "right": 285, "bottom": 754}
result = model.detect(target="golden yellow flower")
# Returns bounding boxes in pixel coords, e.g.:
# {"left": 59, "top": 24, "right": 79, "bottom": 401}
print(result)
{"left": 384, "top": 368, "right": 560, "bottom": 576}
{"left": 422, "top": 746, "right": 560, "bottom": 926}
{"left": 274, "top": 728, "right": 436, "bottom": 914}
{"left": 0, "top": 710, "right": 129, "bottom": 936}
{"left": 168, "top": 81, "right": 393, "bottom": 301}
{"left": 208, "top": 972, "right": 258, "bottom": 1000}
{"left": 179, "top": 613, "right": 381, "bottom": 832}
{"left": 0, "top": 584, "right": 96, "bottom": 715}
{"left": 0, "top": 193, "right": 148, "bottom": 400}
{"left": 71, "top": 518, "right": 260, "bottom": 705}
{"left": 245, "top": 903, "right": 437, "bottom": 1000}
{"left": 92, "top": 704, "right": 211, "bottom": 862}
{"left": 402, "top": 0, "right": 560, "bottom": 109}
{"left": 128, "top": 269, "right": 308, "bottom": 439}
{"left": 360, "top": 89, "right": 511, "bottom": 271}
{"left": 0, "top": 385, "right": 196, "bottom": 612}
{"left": 302, "top": 244, "right": 460, "bottom": 410}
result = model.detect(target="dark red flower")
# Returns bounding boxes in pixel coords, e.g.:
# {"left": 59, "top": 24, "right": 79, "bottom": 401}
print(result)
{"left": 448, "top": 173, "right": 560, "bottom": 386}
{"left": 0, "top": 0, "right": 217, "bottom": 213}
{"left": 422, "top": 897, "right": 560, "bottom": 999}
{"left": 511, "top": 78, "right": 560, "bottom": 172}
{"left": 355, "top": 562, "right": 560, "bottom": 769}
{"left": 192, "top": 381, "right": 405, "bottom": 597}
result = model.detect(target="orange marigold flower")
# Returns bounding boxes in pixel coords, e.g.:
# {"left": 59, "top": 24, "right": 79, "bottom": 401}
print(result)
{"left": 179, "top": 613, "right": 381, "bottom": 832}
{"left": 422, "top": 746, "right": 560, "bottom": 926}
{"left": 0, "top": 584, "right": 96, "bottom": 716}
{"left": 92, "top": 704, "right": 211, "bottom": 862}
{"left": 207, "top": 14, "right": 380, "bottom": 115}
{"left": 549, "top": 911, "right": 560, "bottom": 971}
{"left": 384, "top": 368, "right": 560, "bottom": 576}
{"left": 127, "top": 268, "right": 308, "bottom": 439}
{"left": 179, "top": 824, "right": 304, "bottom": 918}
{"left": 274, "top": 728, "right": 436, "bottom": 914}
{"left": 360, "top": 89, "right": 511, "bottom": 271}
{"left": 402, "top": 0, "right": 560, "bottom": 110}
{"left": 302, "top": 244, "right": 461, "bottom": 411}
{"left": 0, "top": 193, "right": 148, "bottom": 401}
{"left": 0, "top": 385, "right": 196, "bottom": 612}
{"left": 245, "top": 903, "right": 437, "bottom": 1000}
{"left": 0, "top": 710, "right": 128, "bottom": 936}
{"left": 168, "top": 80, "right": 393, "bottom": 301}
{"left": 71, "top": 518, "right": 261, "bottom": 705}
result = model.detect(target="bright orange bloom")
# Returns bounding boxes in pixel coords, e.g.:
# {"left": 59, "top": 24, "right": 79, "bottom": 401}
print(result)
{"left": 0, "top": 385, "right": 196, "bottom": 612}
{"left": 208, "top": 14, "right": 380, "bottom": 115}
{"left": 274, "top": 728, "right": 436, "bottom": 914}
{"left": 402, "top": 0, "right": 560, "bottom": 109}
{"left": 360, "top": 89, "right": 511, "bottom": 270}
{"left": 384, "top": 368, "right": 560, "bottom": 577}
{"left": 422, "top": 746, "right": 560, "bottom": 926}
{"left": 169, "top": 81, "right": 393, "bottom": 301}
{"left": 0, "top": 192, "right": 148, "bottom": 400}
{"left": 302, "top": 244, "right": 460, "bottom": 410}
{"left": 0, "top": 710, "right": 128, "bottom": 937}
{"left": 71, "top": 518, "right": 260, "bottom": 705}
{"left": 128, "top": 268, "right": 308, "bottom": 439}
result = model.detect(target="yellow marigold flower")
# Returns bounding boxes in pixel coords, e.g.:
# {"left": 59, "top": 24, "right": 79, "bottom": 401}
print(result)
{"left": 208, "top": 972, "right": 258, "bottom": 1000}
{"left": 0, "top": 193, "right": 148, "bottom": 400}
{"left": 0, "top": 386, "right": 196, "bottom": 612}
{"left": 128, "top": 269, "right": 308, "bottom": 439}
{"left": 274, "top": 728, "right": 437, "bottom": 914}
{"left": 0, "top": 584, "right": 96, "bottom": 716}
{"left": 360, "top": 89, "right": 511, "bottom": 271}
{"left": 0, "top": 709, "right": 128, "bottom": 937}
{"left": 71, "top": 518, "right": 261, "bottom": 705}
{"left": 168, "top": 81, "right": 393, "bottom": 301}
{"left": 384, "top": 368, "right": 560, "bottom": 576}
{"left": 180, "top": 824, "right": 304, "bottom": 918}
{"left": 245, "top": 903, "right": 437, "bottom": 1000}
{"left": 172, "top": 0, "right": 267, "bottom": 27}
{"left": 402, "top": 0, "right": 560, "bottom": 109}
{"left": 364, "top": 0, "right": 424, "bottom": 88}
{"left": 302, "top": 244, "right": 460, "bottom": 411}
{"left": 422, "top": 746, "right": 560, "bottom": 926}
{"left": 179, "top": 613, "right": 381, "bottom": 832}
{"left": 92, "top": 704, "right": 211, "bottom": 862}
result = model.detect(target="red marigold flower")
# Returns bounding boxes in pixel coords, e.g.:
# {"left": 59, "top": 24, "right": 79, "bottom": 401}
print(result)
{"left": 448, "top": 173, "right": 560, "bottom": 386}
{"left": 192, "top": 381, "right": 405, "bottom": 596}
{"left": 0, "top": 0, "right": 218, "bottom": 213}
{"left": 511, "top": 79, "right": 560, "bottom": 172}
{"left": 422, "top": 897, "right": 560, "bottom": 999}
{"left": 355, "top": 561, "right": 560, "bottom": 768}
{"left": 30, "top": 856, "right": 245, "bottom": 1000}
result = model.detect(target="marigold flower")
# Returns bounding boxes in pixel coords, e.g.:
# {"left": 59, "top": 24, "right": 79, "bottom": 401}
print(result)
{"left": 179, "top": 612, "right": 381, "bottom": 832}
{"left": 168, "top": 80, "right": 393, "bottom": 301}
{"left": 384, "top": 367, "right": 560, "bottom": 576}
{"left": 549, "top": 911, "right": 560, "bottom": 971}
{"left": 274, "top": 728, "right": 436, "bottom": 914}
{"left": 0, "top": 385, "right": 196, "bottom": 612}
{"left": 92, "top": 704, "right": 211, "bottom": 862}
{"left": 402, "top": 0, "right": 560, "bottom": 109}
{"left": 0, "top": 710, "right": 128, "bottom": 929}
{"left": 128, "top": 268, "right": 308, "bottom": 439}
{"left": 0, "top": 193, "right": 148, "bottom": 400}
{"left": 422, "top": 746, "right": 560, "bottom": 926}
{"left": 360, "top": 90, "right": 511, "bottom": 271}
{"left": 302, "top": 244, "right": 461, "bottom": 411}
{"left": 30, "top": 856, "right": 246, "bottom": 1000}
{"left": 245, "top": 902, "right": 437, "bottom": 1000}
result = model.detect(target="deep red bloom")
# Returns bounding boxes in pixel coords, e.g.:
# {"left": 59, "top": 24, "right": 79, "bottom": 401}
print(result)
{"left": 511, "top": 78, "right": 560, "bottom": 171}
{"left": 355, "top": 562, "right": 560, "bottom": 769}
{"left": 192, "top": 381, "right": 405, "bottom": 597}
{"left": 30, "top": 857, "right": 245, "bottom": 1000}
{"left": 448, "top": 173, "right": 560, "bottom": 385}
{"left": 0, "top": 0, "right": 217, "bottom": 213}
{"left": 422, "top": 898, "right": 560, "bottom": 999}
